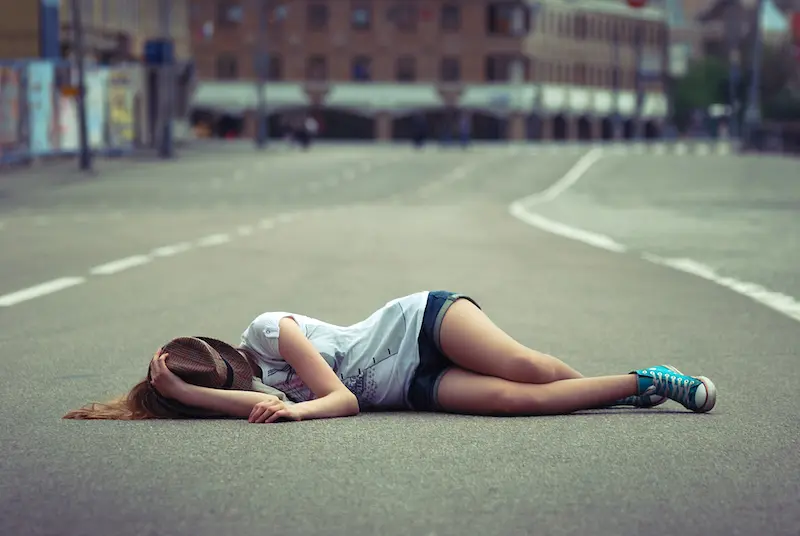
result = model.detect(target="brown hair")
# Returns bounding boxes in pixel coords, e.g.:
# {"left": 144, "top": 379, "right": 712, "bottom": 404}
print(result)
{"left": 63, "top": 380, "right": 184, "bottom": 420}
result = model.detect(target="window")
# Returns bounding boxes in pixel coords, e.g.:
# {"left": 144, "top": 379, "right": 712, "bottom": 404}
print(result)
{"left": 306, "top": 55, "right": 327, "bottom": 81}
{"left": 351, "top": 56, "right": 372, "bottom": 81}
{"left": 268, "top": 56, "right": 282, "bottom": 80}
{"left": 485, "top": 54, "right": 528, "bottom": 82}
{"left": 575, "top": 14, "right": 587, "bottom": 39}
{"left": 574, "top": 63, "right": 587, "bottom": 85}
{"left": 389, "top": 2, "right": 418, "bottom": 32}
{"left": 487, "top": 2, "right": 530, "bottom": 36}
{"left": 440, "top": 57, "right": 460, "bottom": 82}
{"left": 396, "top": 56, "right": 416, "bottom": 81}
{"left": 216, "top": 53, "right": 238, "bottom": 80}
{"left": 351, "top": 4, "right": 371, "bottom": 30}
{"left": 441, "top": 3, "right": 460, "bottom": 31}
{"left": 216, "top": 0, "right": 243, "bottom": 26}
{"left": 307, "top": 3, "right": 329, "bottom": 30}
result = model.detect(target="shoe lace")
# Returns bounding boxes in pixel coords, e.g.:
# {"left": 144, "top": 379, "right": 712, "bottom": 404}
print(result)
{"left": 653, "top": 370, "right": 694, "bottom": 407}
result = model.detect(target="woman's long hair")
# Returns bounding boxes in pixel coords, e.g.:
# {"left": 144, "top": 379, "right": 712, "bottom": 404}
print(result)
{"left": 63, "top": 380, "right": 181, "bottom": 420}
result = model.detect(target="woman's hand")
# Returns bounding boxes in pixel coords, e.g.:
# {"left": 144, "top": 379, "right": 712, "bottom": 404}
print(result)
{"left": 149, "top": 349, "right": 188, "bottom": 400}
{"left": 248, "top": 396, "right": 302, "bottom": 424}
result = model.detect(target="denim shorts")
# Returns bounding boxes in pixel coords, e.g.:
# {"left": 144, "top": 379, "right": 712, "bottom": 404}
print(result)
{"left": 407, "top": 290, "right": 481, "bottom": 411}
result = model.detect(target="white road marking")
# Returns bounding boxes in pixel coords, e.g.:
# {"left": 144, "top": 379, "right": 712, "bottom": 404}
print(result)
{"left": 90, "top": 255, "right": 151, "bottom": 275}
{"left": 643, "top": 254, "right": 800, "bottom": 322}
{"left": 0, "top": 277, "right": 86, "bottom": 307}
{"left": 515, "top": 148, "right": 603, "bottom": 205}
{"left": 508, "top": 207, "right": 627, "bottom": 252}
{"left": 675, "top": 143, "right": 687, "bottom": 155}
{"left": 276, "top": 214, "right": 294, "bottom": 224}
{"left": 196, "top": 233, "right": 231, "bottom": 247}
{"left": 258, "top": 218, "right": 275, "bottom": 229}
{"left": 696, "top": 144, "right": 710, "bottom": 156}
{"left": 508, "top": 147, "right": 800, "bottom": 326}
{"left": 237, "top": 225, "right": 254, "bottom": 236}
{"left": 151, "top": 242, "right": 192, "bottom": 257}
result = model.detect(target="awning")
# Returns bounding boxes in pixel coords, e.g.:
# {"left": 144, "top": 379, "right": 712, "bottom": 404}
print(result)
{"left": 641, "top": 93, "right": 668, "bottom": 118}
{"left": 191, "top": 82, "right": 308, "bottom": 113}
{"left": 324, "top": 83, "right": 443, "bottom": 115}
{"left": 459, "top": 84, "right": 539, "bottom": 114}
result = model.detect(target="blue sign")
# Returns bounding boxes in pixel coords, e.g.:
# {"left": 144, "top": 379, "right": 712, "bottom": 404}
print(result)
{"left": 27, "top": 61, "right": 55, "bottom": 155}
{"left": 144, "top": 40, "right": 175, "bottom": 65}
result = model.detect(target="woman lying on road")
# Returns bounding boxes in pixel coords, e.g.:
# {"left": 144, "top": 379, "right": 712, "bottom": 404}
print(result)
{"left": 64, "top": 290, "right": 716, "bottom": 422}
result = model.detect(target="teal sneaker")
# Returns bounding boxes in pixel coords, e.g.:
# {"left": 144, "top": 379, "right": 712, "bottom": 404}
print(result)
{"left": 607, "top": 365, "right": 683, "bottom": 408}
{"left": 631, "top": 365, "right": 717, "bottom": 413}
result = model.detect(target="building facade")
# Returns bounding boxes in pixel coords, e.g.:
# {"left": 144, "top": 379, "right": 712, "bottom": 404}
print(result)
{"left": 190, "top": 0, "right": 671, "bottom": 140}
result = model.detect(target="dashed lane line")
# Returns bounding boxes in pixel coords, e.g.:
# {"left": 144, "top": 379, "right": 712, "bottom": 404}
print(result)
{"left": 0, "top": 277, "right": 86, "bottom": 307}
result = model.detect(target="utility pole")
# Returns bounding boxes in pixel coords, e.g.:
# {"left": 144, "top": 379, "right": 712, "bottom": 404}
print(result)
{"left": 611, "top": 26, "right": 622, "bottom": 140}
{"left": 633, "top": 22, "right": 645, "bottom": 140}
{"left": 726, "top": 2, "right": 742, "bottom": 138}
{"left": 742, "top": 0, "right": 765, "bottom": 147}
{"left": 255, "top": 0, "right": 269, "bottom": 149}
{"left": 70, "top": 0, "right": 91, "bottom": 171}
{"left": 158, "top": 0, "right": 174, "bottom": 158}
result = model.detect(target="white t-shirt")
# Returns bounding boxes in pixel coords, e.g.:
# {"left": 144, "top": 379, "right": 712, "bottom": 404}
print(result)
{"left": 239, "top": 291, "right": 430, "bottom": 410}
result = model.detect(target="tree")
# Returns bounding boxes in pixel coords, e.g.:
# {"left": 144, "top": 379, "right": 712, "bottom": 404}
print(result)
{"left": 672, "top": 56, "right": 729, "bottom": 131}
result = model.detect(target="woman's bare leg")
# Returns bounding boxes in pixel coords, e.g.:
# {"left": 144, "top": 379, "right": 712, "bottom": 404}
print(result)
{"left": 437, "top": 367, "right": 638, "bottom": 416}
{"left": 439, "top": 298, "right": 583, "bottom": 384}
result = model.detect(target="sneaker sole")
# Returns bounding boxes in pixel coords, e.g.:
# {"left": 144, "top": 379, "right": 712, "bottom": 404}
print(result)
{"left": 694, "top": 376, "right": 717, "bottom": 413}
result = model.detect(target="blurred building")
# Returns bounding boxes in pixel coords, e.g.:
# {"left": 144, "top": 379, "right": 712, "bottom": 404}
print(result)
{"left": 190, "top": 0, "right": 672, "bottom": 141}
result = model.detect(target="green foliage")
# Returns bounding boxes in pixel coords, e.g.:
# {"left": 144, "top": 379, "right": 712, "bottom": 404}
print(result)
{"left": 672, "top": 56, "right": 729, "bottom": 131}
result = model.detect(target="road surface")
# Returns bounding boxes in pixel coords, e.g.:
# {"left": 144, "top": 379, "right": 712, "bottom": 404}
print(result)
{"left": 1, "top": 142, "right": 797, "bottom": 536}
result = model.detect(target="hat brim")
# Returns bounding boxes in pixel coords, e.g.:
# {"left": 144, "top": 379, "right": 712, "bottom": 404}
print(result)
{"left": 148, "top": 336, "right": 256, "bottom": 418}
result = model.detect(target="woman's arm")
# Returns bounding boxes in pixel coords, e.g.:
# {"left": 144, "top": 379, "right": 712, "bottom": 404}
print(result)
{"left": 275, "top": 317, "right": 360, "bottom": 419}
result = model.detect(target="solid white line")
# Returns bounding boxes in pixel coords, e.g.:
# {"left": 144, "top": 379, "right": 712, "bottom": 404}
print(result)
{"left": 0, "top": 277, "right": 86, "bottom": 307}
{"left": 196, "top": 233, "right": 231, "bottom": 247}
{"left": 643, "top": 254, "right": 800, "bottom": 322}
{"left": 151, "top": 242, "right": 192, "bottom": 257}
{"left": 508, "top": 205, "right": 627, "bottom": 252}
{"left": 237, "top": 225, "right": 254, "bottom": 235}
{"left": 508, "top": 147, "right": 800, "bottom": 325}
{"left": 515, "top": 148, "right": 604, "bottom": 206}
{"left": 90, "top": 255, "right": 151, "bottom": 275}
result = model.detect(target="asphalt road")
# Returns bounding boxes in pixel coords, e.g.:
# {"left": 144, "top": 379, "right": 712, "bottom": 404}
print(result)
{"left": 1, "top": 142, "right": 798, "bottom": 536}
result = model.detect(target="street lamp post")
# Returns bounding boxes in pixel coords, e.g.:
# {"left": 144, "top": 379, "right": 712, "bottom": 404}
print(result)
{"left": 158, "top": 0, "right": 174, "bottom": 159}
{"left": 70, "top": 0, "right": 91, "bottom": 171}
{"left": 742, "top": 0, "right": 765, "bottom": 147}
{"left": 255, "top": 0, "right": 269, "bottom": 149}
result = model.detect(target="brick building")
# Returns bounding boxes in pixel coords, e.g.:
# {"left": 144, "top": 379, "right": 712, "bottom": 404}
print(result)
{"left": 190, "top": 0, "right": 671, "bottom": 140}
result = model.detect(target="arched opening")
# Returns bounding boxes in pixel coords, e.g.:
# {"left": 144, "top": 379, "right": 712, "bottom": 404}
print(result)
{"left": 623, "top": 119, "right": 635, "bottom": 140}
{"left": 216, "top": 114, "right": 244, "bottom": 139}
{"left": 189, "top": 108, "right": 215, "bottom": 139}
{"left": 392, "top": 108, "right": 454, "bottom": 144}
{"left": 527, "top": 114, "right": 543, "bottom": 140}
{"left": 601, "top": 117, "right": 614, "bottom": 140}
{"left": 472, "top": 111, "right": 505, "bottom": 140}
{"left": 315, "top": 108, "right": 375, "bottom": 140}
{"left": 552, "top": 115, "right": 568, "bottom": 141}
{"left": 644, "top": 120, "right": 660, "bottom": 139}
{"left": 577, "top": 116, "right": 593, "bottom": 141}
